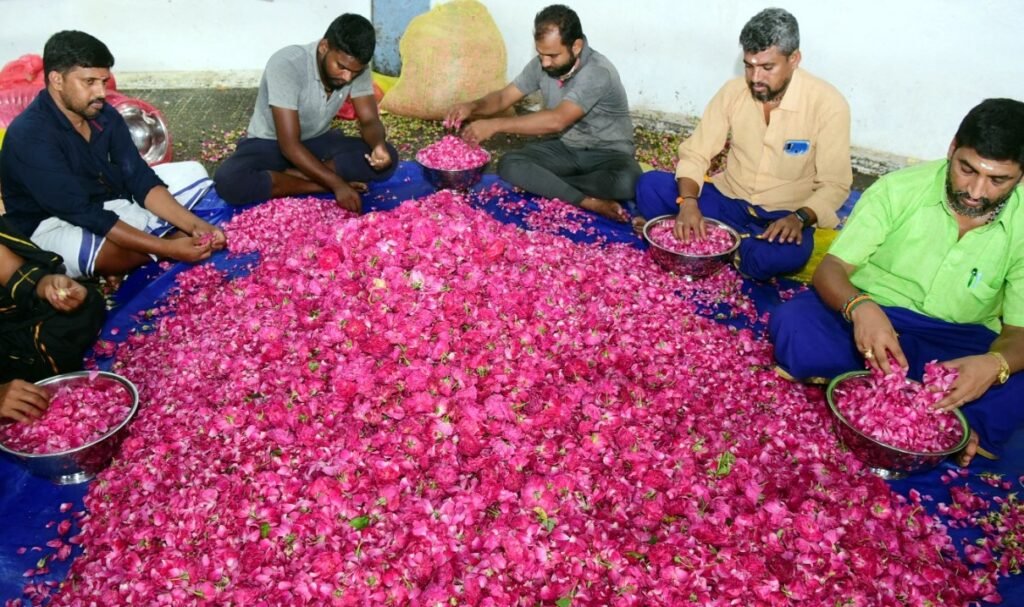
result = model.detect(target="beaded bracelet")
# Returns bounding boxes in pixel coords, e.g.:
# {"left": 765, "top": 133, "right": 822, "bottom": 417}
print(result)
{"left": 845, "top": 296, "right": 873, "bottom": 321}
{"left": 838, "top": 293, "right": 863, "bottom": 318}
{"left": 841, "top": 292, "right": 872, "bottom": 322}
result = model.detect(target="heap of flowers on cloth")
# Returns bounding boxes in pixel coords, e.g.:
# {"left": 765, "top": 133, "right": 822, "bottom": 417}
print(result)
{"left": 38, "top": 193, "right": 999, "bottom": 605}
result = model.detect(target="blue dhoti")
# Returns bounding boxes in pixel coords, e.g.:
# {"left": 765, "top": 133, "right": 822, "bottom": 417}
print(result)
{"left": 635, "top": 171, "right": 814, "bottom": 281}
{"left": 770, "top": 289, "right": 1024, "bottom": 457}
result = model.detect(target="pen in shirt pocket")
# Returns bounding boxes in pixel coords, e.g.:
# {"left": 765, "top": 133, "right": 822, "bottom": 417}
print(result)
{"left": 967, "top": 268, "right": 981, "bottom": 288}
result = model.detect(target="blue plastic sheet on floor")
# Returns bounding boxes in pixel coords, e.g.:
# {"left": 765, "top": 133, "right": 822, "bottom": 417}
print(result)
{"left": 1, "top": 161, "right": 1020, "bottom": 605}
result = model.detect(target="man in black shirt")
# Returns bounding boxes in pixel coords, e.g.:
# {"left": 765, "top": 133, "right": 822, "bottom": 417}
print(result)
{"left": 0, "top": 217, "right": 105, "bottom": 421}
{"left": 0, "top": 30, "right": 225, "bottom": 279}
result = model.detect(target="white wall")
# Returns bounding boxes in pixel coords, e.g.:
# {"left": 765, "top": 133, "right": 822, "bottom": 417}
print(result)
{"left": 1, "top": 0, "right": 1021, "bottom": 160}
{"left": 0, "top": 0, "right": 370, "bottom": 73}
{"left": 473, "top": 0, "right": 1024, "bottom": 161}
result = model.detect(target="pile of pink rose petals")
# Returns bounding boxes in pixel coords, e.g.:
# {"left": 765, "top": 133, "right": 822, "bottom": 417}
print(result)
{"left": 25, "top": 194, "right": 997, "bottom": 606}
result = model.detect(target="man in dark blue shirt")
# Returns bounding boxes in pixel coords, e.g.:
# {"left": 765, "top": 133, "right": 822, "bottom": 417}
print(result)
{"left": 0, "top": 30, "right": 226, "bottom": 278}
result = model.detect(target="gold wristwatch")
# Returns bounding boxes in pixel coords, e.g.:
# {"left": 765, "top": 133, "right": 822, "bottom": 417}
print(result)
{"left": 988, "top": 351, "right": 1010, "bottom": 384}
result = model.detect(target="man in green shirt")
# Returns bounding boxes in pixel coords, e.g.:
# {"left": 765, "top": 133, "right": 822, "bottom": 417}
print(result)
{"left": 770, "top": 98, "right": 1024, "bottom": 466}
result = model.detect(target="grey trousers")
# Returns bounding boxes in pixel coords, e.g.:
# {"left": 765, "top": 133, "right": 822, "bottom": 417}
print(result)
{"left": 496, "top": 139, "right": 642, "bottom": 205}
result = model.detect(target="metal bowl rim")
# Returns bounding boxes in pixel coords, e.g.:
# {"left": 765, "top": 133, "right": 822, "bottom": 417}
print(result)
{"left": 642, "top": 215, "right": 741, "bottom": 258}
{"left": 825, "top": 370, "right": 970, "bottom": 457}
{"left": 0, "top": 371, "right": 139, "bottom": 459}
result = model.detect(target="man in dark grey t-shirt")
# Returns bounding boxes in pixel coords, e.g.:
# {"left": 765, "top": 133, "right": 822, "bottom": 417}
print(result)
{"left": 214, "top": 14, "right": 397, "bottom": 211}
{"left": 446, "top": 4, "right": 641, "bottom": 222}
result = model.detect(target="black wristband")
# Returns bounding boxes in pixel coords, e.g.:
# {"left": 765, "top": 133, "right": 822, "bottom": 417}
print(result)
{"left": 794, "top": 208, "right": 813, "bottom": 228}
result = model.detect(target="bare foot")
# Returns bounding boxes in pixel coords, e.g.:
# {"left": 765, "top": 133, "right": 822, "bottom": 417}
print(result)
{"left": 955, "top": 429, "right": 979, "bottom": 467}
{"left": 580, "top": 197, "right": 627, "bottom": 222}
{"left": 631, "top": 215, "right": 648, "bottom": 235}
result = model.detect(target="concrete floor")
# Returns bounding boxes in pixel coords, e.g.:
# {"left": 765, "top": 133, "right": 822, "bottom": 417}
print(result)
{"left": 121, "top": 88, "right": 257, "bottom": 172}
{"left": 120, "top": 87, "right": 532, "bottom": 176}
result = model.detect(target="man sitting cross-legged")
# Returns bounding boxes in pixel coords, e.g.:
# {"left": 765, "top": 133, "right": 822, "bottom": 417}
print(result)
{"left": 770, "top": 98, "right": 1024, "bottom": 466}
{"left": 634, "top": 8, "right": 851, "bottom": 281}
{"left": 214, "top": 13, "right": 398, "bottom": 212}
{"left": 0, "top": 30, "right": 226, "bottom": 279}
{"left": 445, "top": 4, "right": 642, "bottom": 223}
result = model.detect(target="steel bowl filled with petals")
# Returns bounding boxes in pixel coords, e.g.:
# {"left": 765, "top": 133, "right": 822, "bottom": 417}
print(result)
{"left": 826, "top": 365, "right": 969, "bottom": 479}
{"left": 416, "top": 135, "right": 491, "bottom": 191}
{"left": 642, "top": 215, "right": 740, "bottom": 278}
{"left": 0, "top": 371, "right": 139, "bottom": 484}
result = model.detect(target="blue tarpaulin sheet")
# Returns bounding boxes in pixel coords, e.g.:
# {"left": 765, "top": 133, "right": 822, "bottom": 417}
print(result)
{"left": 2, "top": 161, "right": 1020, "bottom": 604}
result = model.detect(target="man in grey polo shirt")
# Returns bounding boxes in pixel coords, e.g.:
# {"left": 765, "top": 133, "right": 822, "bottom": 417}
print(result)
{"left": 214, "top": 14, "right": 398, "bottom": 211}
{"left": 445, "top": 4, "right": 641, "bottom": 222}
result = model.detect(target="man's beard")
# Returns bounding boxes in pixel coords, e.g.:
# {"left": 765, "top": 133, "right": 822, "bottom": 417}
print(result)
{"left": 543, "top": 50, "right": 578, "bottom": 78}
{"left": 945, "top": 168, "right": 1013, "bottom": 218}
{"left": 65, "top": 92, "right": 104, "bottom": 120}
{"left": 318, "top": 55, "right": 346, "bottom": 91}
{"left": 748, "top": 78, "right": 790, "bottom": 103}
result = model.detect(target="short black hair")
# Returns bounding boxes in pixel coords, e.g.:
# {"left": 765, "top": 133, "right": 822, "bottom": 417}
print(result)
{"left": 954, "top": 98, "right": 1024, "bottom": 167}
{"left": 740, "top": 8, "right": 799, "bottom": 55}
{"left": 534, "top": 4, "right": 584, "bottom": 48}
{"left": 43, "top": 30, "right": 114, "bottom": 77}
{"left": 324, "top": 14, "right": 375, "bottom": 65}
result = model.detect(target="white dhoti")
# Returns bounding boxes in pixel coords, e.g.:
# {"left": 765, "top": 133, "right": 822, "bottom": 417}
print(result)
{"left": 31, "top": 161, "right": 212, "bottom": 277}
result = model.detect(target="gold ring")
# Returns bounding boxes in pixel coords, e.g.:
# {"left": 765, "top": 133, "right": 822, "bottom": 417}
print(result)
{"left": 863, "top": 349, "right": 875, "bottom": 359}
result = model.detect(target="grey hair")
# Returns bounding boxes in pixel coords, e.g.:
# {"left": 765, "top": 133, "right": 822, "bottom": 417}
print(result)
{"left": 739, "top": 8, "right": 800, "bottom": 55}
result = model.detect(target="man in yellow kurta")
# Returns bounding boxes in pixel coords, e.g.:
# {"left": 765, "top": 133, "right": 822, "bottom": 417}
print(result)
{"left": 635, "top": 8, "right": 851, "bottom": 281}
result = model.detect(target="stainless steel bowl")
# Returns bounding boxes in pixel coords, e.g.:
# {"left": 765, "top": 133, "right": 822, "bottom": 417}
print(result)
{"left": 0, "top": 371, "right": 139, "bottom": 484}
{"left": 642, "top": 215, "right": 741, "bottom": 278}
{"left": 106, "top": 92, "right": 173, "bottom": 166}
{"left": 417, "top": 152, "right": 490, "bottom": 191}
{"left": 119, "top": 105, "right": 171, "bottom": 166}
{"left": 826, "top": 371, "right": 969, "bottom": 479}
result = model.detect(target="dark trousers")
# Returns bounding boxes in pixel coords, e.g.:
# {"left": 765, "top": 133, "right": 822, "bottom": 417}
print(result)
{"left": 496, "top": 139, "right": 642, "bottom": 205}
{"left": 769, "top": 289, "right": 1024, "bottom": 457}
{"left": 635, "top": 171, "right": 814, "bottom": 281}
{"left": 0, "top": 287, "right": 106, "bottom": 383}
{"left": 213, "top": 131, "right": 399, "bottom": 205}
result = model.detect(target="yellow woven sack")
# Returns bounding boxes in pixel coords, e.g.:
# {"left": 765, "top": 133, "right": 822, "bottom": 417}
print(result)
{"left": 372, "top": 73, "right": 399, "bottom": 95}
{"left": 380, "top": 0, "right": 507, "bottom": 120}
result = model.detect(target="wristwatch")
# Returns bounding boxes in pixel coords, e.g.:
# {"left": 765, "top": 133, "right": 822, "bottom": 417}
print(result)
{"left": 988, "top": 351, "right": 1010, "bottom": 384}
{"left": 793, "top": 208, "right": 813, "bottom": 228}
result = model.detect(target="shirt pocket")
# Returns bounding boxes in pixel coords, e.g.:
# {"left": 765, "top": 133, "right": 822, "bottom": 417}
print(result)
{"left": 966, "top": 279, "right": 1002, "bottom": 322}
{"left": 774, "top": 138, "right": 815, "bottom": 181}
{"left": 950, "top": 264, "right": 1006, "bottom": 325}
